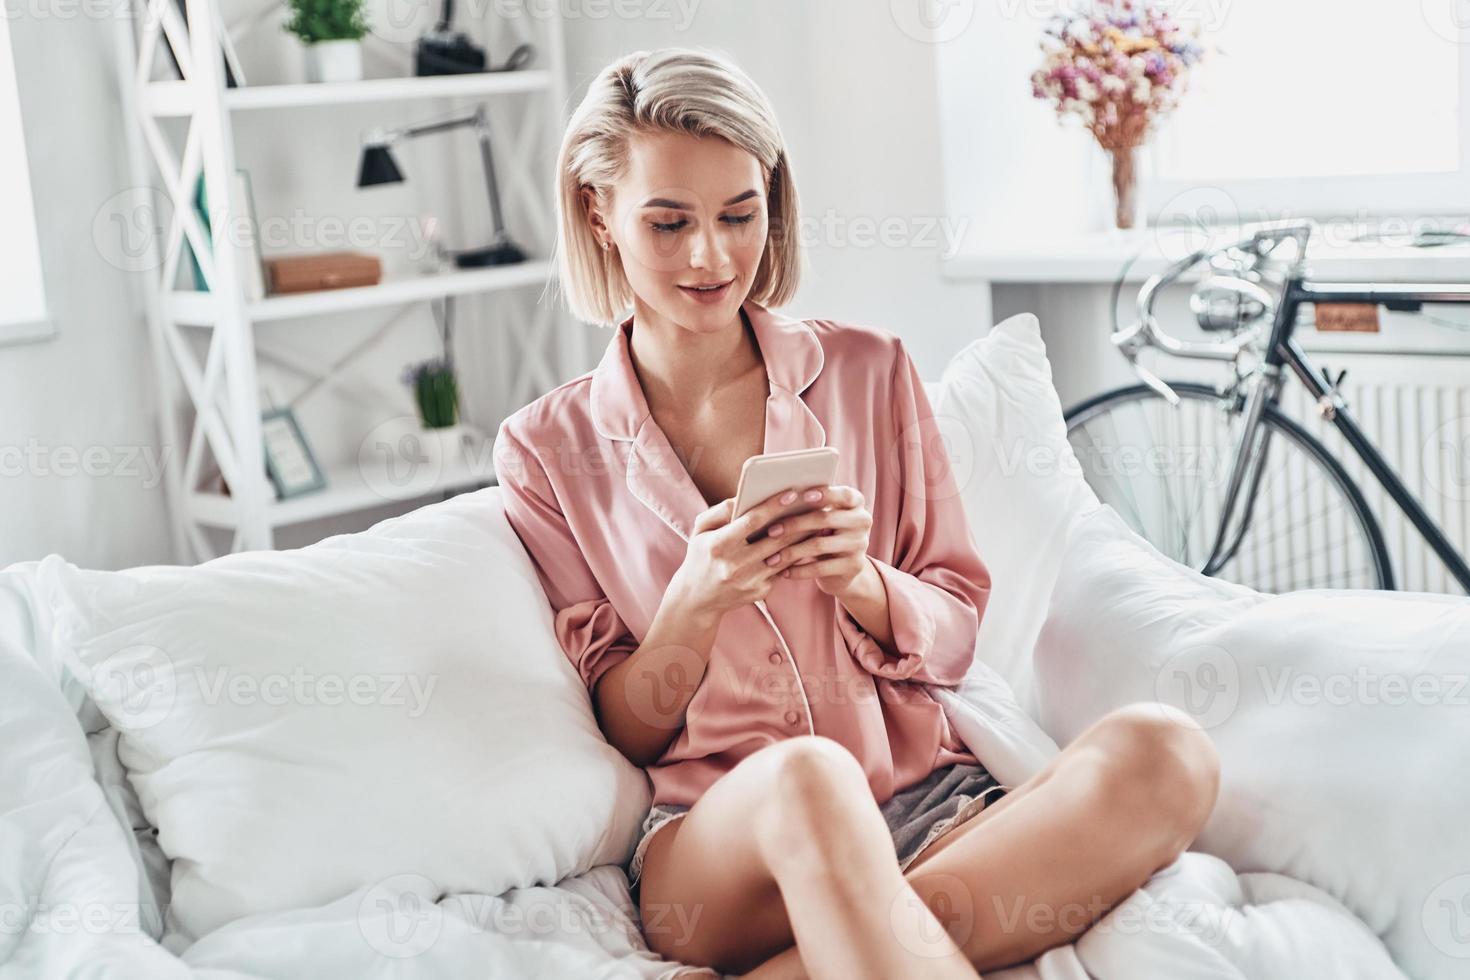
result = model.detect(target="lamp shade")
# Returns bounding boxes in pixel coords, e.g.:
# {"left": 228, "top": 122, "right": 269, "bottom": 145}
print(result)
{"left": 357, "top": 144, "right": 405, "bottom": 187}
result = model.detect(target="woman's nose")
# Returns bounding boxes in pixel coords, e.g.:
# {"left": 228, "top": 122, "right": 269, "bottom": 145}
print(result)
{"left": 688, "top": 220, "right": 729, "bottom": 269}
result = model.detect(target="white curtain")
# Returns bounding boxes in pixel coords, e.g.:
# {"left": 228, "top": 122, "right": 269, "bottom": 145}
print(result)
{"left": 0, "top": 18, "right": 48, "bottom": 341}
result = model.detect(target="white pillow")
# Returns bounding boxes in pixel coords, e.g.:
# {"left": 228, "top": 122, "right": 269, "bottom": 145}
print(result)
{"left": 933, "top": 313, "right": 1100, "bottom": 712}
{"left": 31, "top": 487, "right": 650, "bottom": 942}
{"left": 1034, "top": 503, "right": 1470, "bottom": 980}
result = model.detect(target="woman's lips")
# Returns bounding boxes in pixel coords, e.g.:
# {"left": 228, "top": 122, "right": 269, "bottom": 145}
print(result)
{"left": 678, "top": 280, "right": 733, "bottom": 304}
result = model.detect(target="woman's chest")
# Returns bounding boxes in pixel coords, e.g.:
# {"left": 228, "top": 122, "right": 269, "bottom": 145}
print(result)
{"left": 653, "top": 378, "right": 769, "bottom": 509}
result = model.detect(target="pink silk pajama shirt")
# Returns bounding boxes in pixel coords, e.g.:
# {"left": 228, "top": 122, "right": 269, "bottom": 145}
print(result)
{"left": 492, "top": 299, "right": 991, "bottom": 809}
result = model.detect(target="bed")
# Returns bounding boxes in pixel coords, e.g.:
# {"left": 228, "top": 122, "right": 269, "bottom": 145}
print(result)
{"left": 2, "top": 314, "right": 1464, "bottom": 979}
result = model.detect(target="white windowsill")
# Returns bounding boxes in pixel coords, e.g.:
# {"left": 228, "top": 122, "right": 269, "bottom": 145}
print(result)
{"left": 942, "top": 225, "right": 1470, "bottom": 285}
{"left": 0, "top": 316, "right": 55, "bottom": 347}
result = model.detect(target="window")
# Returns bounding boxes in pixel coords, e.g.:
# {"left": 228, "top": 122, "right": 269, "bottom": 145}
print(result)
{"left": 1147, "top": 0, "right": 1468, "bottom": 219}
{"left": 0, "top": 18, "right": 51, "bottom": 345}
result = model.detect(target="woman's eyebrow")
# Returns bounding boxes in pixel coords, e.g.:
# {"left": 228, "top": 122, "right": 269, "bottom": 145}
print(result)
{"left": 641, "top": 189, "right": 759, "bottom": 210}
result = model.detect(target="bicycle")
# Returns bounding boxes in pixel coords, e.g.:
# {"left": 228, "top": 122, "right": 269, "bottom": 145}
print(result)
{"left": 1063, "top": 220, "right": 1470, "bottom": 594}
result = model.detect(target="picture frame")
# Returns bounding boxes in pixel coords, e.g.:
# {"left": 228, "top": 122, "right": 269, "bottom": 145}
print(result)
{"left": 261, "top": 407, "right": 326, "bottom": 499}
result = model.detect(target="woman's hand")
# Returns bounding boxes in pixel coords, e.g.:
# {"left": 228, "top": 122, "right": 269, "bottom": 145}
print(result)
{"left": 665, "top": 488, "right": 825, "bottom": 622}
{"left": 763, "top": 485, "right": 874, "bottom": 597}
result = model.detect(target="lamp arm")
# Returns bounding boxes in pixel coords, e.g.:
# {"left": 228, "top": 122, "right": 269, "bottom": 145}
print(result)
{"left": 471, "top": 107, "right": 509, "bottom": 238}
{"left": 390, "top": 113, "right": 481, "bottom": 142}
{"left": 365, "top": 106, "right": 513, "bottom": 247}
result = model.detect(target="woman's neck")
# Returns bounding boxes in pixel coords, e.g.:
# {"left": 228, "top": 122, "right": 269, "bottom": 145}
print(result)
{"left": 627, "top": 302, "right": 763, "bottom": 414}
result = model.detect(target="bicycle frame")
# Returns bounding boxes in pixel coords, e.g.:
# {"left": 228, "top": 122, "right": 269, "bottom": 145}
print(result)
{"left": 1251, "top": 278, "right": 1470, "bottom": 592}
{"left": 1116, "top": 221, "right": 1470, "bottom": 592}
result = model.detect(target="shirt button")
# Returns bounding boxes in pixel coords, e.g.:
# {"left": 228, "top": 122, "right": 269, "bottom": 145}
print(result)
{"left": 768, "top": 650, "right": 782, "bottom": 664}
{"left": 784, "top": 710, "right": 800, "bottom": 726}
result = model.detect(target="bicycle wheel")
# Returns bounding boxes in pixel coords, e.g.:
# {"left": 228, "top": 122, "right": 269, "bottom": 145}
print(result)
{"left": 1065, "top": 382, "right": 1393, "bottom": 592}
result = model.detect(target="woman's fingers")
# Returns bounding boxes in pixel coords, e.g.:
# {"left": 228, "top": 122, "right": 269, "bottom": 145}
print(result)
{"left": 764, "top": 507, "right": 866, "bottom": 548}
{"left": 753, "top": 525, "right": 825, "bottom": 565}
{"left": 782, "top": 555, "right": 857, "bottom": 579}
{"left": 817, "top": 484, "right": 863, "bottom": 510}
{"left": 773, "top": 529, "right": 866, "bottom": 567}
{"left": 692, "top": 497, "right": 735, "bottom": 534}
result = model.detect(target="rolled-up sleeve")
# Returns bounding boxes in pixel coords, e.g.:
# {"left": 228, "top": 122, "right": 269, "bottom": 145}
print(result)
{"left": 836, "top": 339, "right": 991, "bottom": 687}
{"left": 493, "top": 422, "right": 638, "bottom": 694}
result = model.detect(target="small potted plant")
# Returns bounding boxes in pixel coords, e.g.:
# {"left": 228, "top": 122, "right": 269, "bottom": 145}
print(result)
{"left": 1030, "top": 0, "right": 1205, "bottom": 230}
{"left": 284, "top": 0, "right": 368, "bottom": 83}
{"left": 401, "top": 356, "right": 466, "bottom": 467}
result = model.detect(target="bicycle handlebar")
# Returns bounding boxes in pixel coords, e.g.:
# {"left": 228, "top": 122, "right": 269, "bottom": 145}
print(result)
{"left": 1113, "top": 221, "right": 1315, "bottom": 397}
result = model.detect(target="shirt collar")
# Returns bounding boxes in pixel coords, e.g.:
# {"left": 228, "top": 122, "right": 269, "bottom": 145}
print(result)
{"left": 590, "top": 298, "right": 825, "bottom": 443}
{"left": 588, "top": 298, "right": 828, "bottom": 541}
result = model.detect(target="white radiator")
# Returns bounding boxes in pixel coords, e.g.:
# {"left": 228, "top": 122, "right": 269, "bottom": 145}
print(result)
{"left": 1273, "top": 347, "right": 1470, "bottom": 596}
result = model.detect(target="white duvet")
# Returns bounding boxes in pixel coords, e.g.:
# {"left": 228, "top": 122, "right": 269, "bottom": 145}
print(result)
{"left": 0, "top": 313, "right": 1425, "bottom": 978}
{"left": 1, "top": 555, "right": 1404, "bottom": 979}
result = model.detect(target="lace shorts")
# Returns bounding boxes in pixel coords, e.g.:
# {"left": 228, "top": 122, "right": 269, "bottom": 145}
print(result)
{"left": 627, "top": 761, "right": 1009, "bottom": 893}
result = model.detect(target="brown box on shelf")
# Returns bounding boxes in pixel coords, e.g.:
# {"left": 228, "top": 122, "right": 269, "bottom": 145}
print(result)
{"left": 263, "top": 252, "right": 382, "bottom": 295}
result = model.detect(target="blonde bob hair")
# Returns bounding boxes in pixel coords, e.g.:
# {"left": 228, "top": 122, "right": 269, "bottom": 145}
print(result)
{"left": 553, "top": 47, "right": 803, "bottom": 326}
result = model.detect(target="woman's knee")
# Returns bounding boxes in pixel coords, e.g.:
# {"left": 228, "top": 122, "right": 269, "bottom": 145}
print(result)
{"left": 1086, "top": 703, "right": 1221, "bottom": 850}
{"left": 750, "top": 735, "right": 876, "bottom": 864}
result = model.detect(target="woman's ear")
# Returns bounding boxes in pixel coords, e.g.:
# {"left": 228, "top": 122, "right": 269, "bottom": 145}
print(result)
{"left": 579, "top": 185, "right": 611, "bottom": 246}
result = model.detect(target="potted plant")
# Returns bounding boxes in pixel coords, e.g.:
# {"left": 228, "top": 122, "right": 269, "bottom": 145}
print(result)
{"left": 284, "top": 0, "right": 369, "bottom": 83}
{"left": 400, "top": 356, "right": 466, "bottom": 467}
{"left": 1030, "top": 0, "right": 1205, "bottom": 230}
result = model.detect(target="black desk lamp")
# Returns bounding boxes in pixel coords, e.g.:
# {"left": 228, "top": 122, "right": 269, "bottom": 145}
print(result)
{"left": 356, "top": 106, "right": 528, "bottom": 269}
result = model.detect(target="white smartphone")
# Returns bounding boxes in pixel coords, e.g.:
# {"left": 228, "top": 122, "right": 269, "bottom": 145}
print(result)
{"left": 732, "top": 446, "right": 840, "bottom": 530}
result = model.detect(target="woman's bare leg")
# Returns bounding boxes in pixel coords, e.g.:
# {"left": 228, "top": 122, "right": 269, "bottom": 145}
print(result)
{"left": 737, "top": 702, "right": 1221, "bottom": 979}
{"left": 637, "top": 734, "right": 978, "bottom": 979}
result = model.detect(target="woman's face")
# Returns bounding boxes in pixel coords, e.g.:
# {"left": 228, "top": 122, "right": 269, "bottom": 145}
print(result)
{"left": 586, "top": 130, "right": 770, "bottom": 334}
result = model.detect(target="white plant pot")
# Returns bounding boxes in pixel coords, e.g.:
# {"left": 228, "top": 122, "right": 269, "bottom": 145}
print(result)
{"left": 304, "top": 40, "right": 363, "bottom": 84}
{"left": 417, "top": 423, "right": 467, "bottom": 471}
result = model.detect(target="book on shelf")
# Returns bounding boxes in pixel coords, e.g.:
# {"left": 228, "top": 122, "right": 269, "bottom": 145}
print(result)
{"left": 184, "top": 169, "right": 266, "bottom": 302}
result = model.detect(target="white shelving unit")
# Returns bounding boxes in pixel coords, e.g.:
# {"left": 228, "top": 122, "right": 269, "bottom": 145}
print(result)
{"left": 144, "top": 69, "right": 556, "bottom": 116}
{"left": 166, "top": 259, "right": 555, "bottom": 325}
{"left": 114, "top": 2, "right": 576, "bottom": 561}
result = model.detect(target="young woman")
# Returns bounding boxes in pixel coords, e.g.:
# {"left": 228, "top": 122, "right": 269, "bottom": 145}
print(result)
{"left": 493, "top": 47, "right": 1220, "bottom": 980}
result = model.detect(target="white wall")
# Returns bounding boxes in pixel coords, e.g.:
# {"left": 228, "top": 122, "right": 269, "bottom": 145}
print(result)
{"left": 2, "top": 2, "right": 999, "bottom": 569}
{"left": 559, "top": 0, "right": 993, "bottom": 378}
{"left": 0, "top": 6, "right": 541, "bottom": 567}
{"left": 932, "top": 1, "right": 1097, "bottom": 252}
{"left": 0, "top": 12, "right": 172, "bottom": 570}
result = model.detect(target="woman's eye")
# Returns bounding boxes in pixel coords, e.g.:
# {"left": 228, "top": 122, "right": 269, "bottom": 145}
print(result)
{"left": 650, "top": 211, "right": 759, "bottom": 234}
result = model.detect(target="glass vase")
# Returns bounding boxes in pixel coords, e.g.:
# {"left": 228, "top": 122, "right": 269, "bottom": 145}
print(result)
{"left": 1109, "top": 145, "right": 1142, "bottom": 230}
{"left": 1089, "top": 142, "right": 1147, "bottom": 232}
